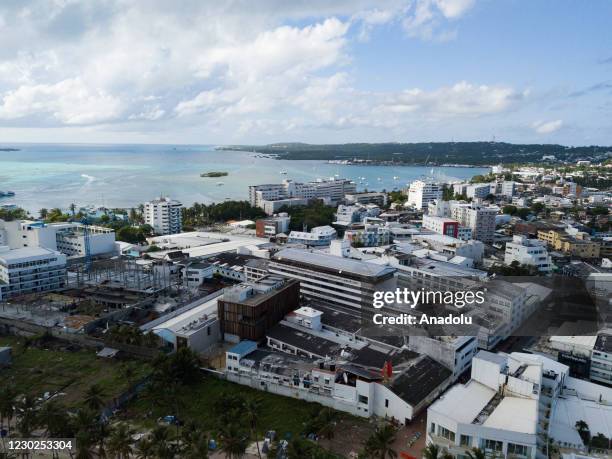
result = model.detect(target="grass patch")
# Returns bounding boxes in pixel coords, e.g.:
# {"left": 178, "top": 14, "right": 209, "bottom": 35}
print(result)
{"left": 126, "top": 376, "right": 348, "bottom": 438}
{"left": 0, "top": 335, "right": 151, "bottom": 407}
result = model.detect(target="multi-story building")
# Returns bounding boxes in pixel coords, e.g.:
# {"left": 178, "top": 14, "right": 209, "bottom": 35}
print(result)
{"left": 255, "top": 213, "right": 290, "bottom": 238}
{"left": 412, "top": 234, "right": 484, "bottom": 263}
{"left": 0, "top": 246, "right": 67, "bottom": 300}
{"left": 466, "top": 184, "right": 491, "bottom": 200}
{"left": 451, "top": 203, "right": 498, "bottom": 244}
{"left": 217, "top": 276, "right": 300, "bottom": 342}
{"left": 249, "top": 178, "right": 357, "bottom": 211}
{"left": 334, "top": 204, "right": 381, "bottom": 227}
{"left": 501, "top": 181, "right": 516, "bottom": 197}
{"left": 269, "top": 248, "right": 396, "bottom": 309}
{"left": 287, "top": 225, "right": 337, "bottom": 246}
{"left": 345, "top": 192, "right": 388, "bottom": 207}
{"left": 407, "top": 180, "right": 443, "bottom": 210}
{"left": 590, "top": 332, "right": 612, "bottom": 386}
{"left": 408, "top": 335, "right": 478, "bottom": 381}
{"left": 144, "top": 196, "right": 183, "bottom": 235}
{"left": 504, "top": 235, "right": 552, "bottom": 273}
{"left": 0, "top": 220, "right": 116, "bottom": 257}
{"left": 422, "top": 215, "right": 460, "bottom": 238}
{"left": 344, "top": 223, "right": 390, "bottom": 247}
{"left": 426, "top": 351, "right": 563, "bottom": 459}
{"left": 537, "top": 230, "right": 600, "bottom": 258}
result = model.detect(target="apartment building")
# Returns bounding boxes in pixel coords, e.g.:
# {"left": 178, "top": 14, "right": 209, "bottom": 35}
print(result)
{"left": 408, "top": 335, "right": 478, "bottom": 381}
{"left": 590, "top": 332, "right": 612, "bottom": 386}
{"left": 422, "top": 215, "right": 460, "bottom": 238}
{"left": 537, "top": 230, "right": 601, "bottom": 258}
{"left": 504, "top": 235, "right": 552, "bottom": 273}
{"left": 451, "top": 203, "right": 498, "bottom": 244}
{"left": 344, "top": 223, "right": 390, "bottom": 247}
{"left": 269, "top": 248, "right": 396, "bottom": 309}
{"left": 412, "top": 234, "right": 484, "bottom": 263}
{"left": 0, "top": 246, "right": 67, "bottom": 301}
{"left": 466, "top": 184, "right": 491, "bottom": 199}
{"left": 144, "top": 196, "right": 183, "bottom": 235}
{"left": 0, "top": 220, "right": 116, "bottom": 257}
{"left": 287, "top": 225, "right": 337, "bottom": 246}
{"left": 407, "top": 180, "right": 443, "bottom": 210}
{"left": 344, "top": 192, "right": 388, "bottom": 207}
{"left": 249, "top": 178, "right": 357, "bottom": 210}
{"left": 334, "top": 204, "right": 381, "bottom": 227}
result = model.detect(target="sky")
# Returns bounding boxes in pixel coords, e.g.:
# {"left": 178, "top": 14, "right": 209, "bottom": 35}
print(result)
{"left": 0, "top": 0, "right": 611, "bottom": 146}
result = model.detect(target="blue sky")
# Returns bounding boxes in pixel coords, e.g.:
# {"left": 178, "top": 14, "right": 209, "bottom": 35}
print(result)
{"left": 0, "top": 0, "right": 610, "bottom": 145}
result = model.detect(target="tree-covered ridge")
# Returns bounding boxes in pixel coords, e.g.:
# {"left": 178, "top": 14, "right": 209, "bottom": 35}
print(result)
{"left": 219, "top": 142, "right": 612, "bottom": 165}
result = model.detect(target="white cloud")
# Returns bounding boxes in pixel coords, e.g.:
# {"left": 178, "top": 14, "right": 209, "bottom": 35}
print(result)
{"left": 532, "top": 119, "right": 563, "bottom": 134}
{"left": 402, "top": 0, "right": 475, "bottom": 41}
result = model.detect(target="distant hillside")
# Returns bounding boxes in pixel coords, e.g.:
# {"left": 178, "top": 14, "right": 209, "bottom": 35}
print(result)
{"left": 218, "top": 142, "right": 612, "bottom": 165}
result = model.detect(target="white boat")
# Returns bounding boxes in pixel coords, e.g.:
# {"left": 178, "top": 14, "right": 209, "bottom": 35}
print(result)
{"left": 393, "top": 176, "right": 399, "bottom": 180}
{"left": 280, "top": 170, "right": 287, "bottom": 174}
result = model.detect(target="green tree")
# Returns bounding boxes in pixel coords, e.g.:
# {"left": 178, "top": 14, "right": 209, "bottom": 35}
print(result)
{"left": 422, "top": 443, "right": 440, "bottom": 459}
{"left": 364, "top": 424, "right": 397, "bottom": 459}
{"left": 219, "top": 423, "right": 248, "bottom": 459}
{"left": 107, "top": 423, "right": 134, "bottom": 459}
{"left": 84, "top": 384, "right": 106, "bottom": 411}
{"left": 135, "top": 436, "right": 156, "bottom": 459}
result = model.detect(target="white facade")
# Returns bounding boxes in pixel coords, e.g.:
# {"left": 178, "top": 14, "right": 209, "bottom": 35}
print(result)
{"left": 412, "top": 234, "right": 485, "bottom": 263}
{"left": 451, "top": 203, "right": 498, "bottom": 244}
{"left": 0, "top": 246, "right": 67, "bottom": 301}
{"left": 409, "top": 336, "right": 478, "bottom": 381}
{"left": 408, "top": 180, "right": 443, "bottom": 210}
{"left": 287, "top": 225, "right": 337, "bottom": 246}
{"left": 344, "top": 223, "right": 390, "bottom": 247}
{"left": 504, "top": 235, "right": 552, "bottom": 272}
{"left": 249, "top": 178, "right": 357, "bottom": 210}
{"left": 144, "top": 197, "right": 183, "bottom": 235}
{"left": 0, "top": 220, "right": 116, "bottom": 257}
{"left": 466, "top": 184, "right": 491, "bottom": 199}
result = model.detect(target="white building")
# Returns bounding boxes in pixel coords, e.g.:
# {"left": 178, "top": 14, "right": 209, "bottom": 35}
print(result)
{"left": 269, "top": 248, "right": 397, "bottom": 309}
{"left": 451, "top": 203, "right": 498, "bottom": 244}
{"left": 422, "top": 215, "right": 460, "bottom": 238}
{"left": 412, "top": 234, "right": 485, "bottom": 263}
{"left": 144, "top": 197, "right": 183, "bottom": 235}
{"left": 249, "top": 178, "right": 357, "bottom": 210}
{"left": 182, "top": 261, "right": 214, "bottom": 288}
{"left": 407, "top": 180, "right": 443, "bottom": 210}
{"left": 466, "top": 184, "right": 491, "bottom": 200}
{"left": 408, "top": 336, "right": 478, "bottom": 381}
{"left": 427, "top": 351, "right": 558, "bottom": 459}
{"left": 287, "top": 225, "right": 337, "bottom": 246}
{"left": 344, "top": 223, "right": 390, "bottom": 247}
{"left": 504, "top": 235, "right": 552, "bottom": 273}
{"left": 0, "top": 220, "right": 116, "bottom": 257}
{"left": 0, "top": 246, "right": 67, "bottom": 300}
{"left": 501, "top": 181, "right": 517, "bottom": 197}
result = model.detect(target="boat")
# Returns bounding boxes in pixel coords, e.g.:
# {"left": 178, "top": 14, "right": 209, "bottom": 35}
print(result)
{"left": 0, "top": 191, "right": 15, "bottom": 198}
{"left": 393, "top": 176, "right": 399, "bottom": 180}
{"left": 279, "top": 170, "right": 287, "bottom": 175}
{"left": 216, "top": 182, "right": 224, "bottom": 186}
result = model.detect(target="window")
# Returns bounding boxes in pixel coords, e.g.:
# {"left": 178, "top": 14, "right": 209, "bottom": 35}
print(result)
{"left": 358, "top": 395, "right": 368, "bottom": 404}
{"left": 482, "top": 439, "right": 503, "bottom": 452}
{"left": 437, "top": 426, "right": 455, "bottom": 442}
{"left": 430, "top": 423, "right": 436, "bottom": 433}
{"left": 460, "top": 435, "right": 471, "bottom": 447}
{"left": 385, "top": 399, "right": 389, "bottom": 408}
{"left": 508, "top": 443, "right": 530, "bottom": 457}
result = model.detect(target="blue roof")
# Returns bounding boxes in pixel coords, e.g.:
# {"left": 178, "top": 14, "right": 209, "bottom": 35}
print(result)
{"left": 228, "top": 340, "right": 257, "bottom": 357}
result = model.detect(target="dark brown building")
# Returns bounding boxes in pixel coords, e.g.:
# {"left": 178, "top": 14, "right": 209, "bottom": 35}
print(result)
{"left": 218, "top": 276, "right": 300, "bottom": 342}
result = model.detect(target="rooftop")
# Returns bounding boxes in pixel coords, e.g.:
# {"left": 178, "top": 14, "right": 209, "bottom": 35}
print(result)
{"left": 274, "top": 248, "right": 396, "bottom": 279}
{"left": 428, "top": 380, "right": 497, "bottom": 424}
{"left": 390, "top": 356, "right": 452, "bottom": 407}
{"left": 267, "top": 323, "right": 341, "bottom": 358}
{"left": 481, "top": 397, "right": 538, "bottom": 434}
{"left": 0, "top": 246, "right": 63, "bottom": 262}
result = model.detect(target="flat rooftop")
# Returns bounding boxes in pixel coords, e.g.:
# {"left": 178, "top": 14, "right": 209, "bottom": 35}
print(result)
{"left": 0, "top": 246, "right": 62, "bottom": 261}
{"left": 273, "top": 248, "right": 396, "bottom": 279}
{"left": 482, "top": 397, "right": 538, "bottom": 434}
{"left": 428, "top": 380, "right": 496, "bottom": 424}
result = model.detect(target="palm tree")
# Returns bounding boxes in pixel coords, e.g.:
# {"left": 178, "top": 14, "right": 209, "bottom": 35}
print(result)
{"left": 364, "top": 424, "right": 397, "bottom": 459}
{"left": 84, "top": 384, "right": 105, "bottom": 411}
{"left": 183, "top": 431, "right": 209, "bottom": 459}
{"left": 244, "top": 398, "right": 262, "bottom": 459}
{"left": 422, "top": 443, "right": 441, "bottom": 459}
{"left": 0, "top": 387, "right": 16, "bottom": 436}
{"left": 16, "top": 394, "right": 38, "bottom": 438}
{"left": 70, "top": 203, "right": 77, "bottom": 217}
{"left": 37, "top": 401, "right": 70, "bottom": 437}
{"left": 219, "top": 423, "right": 248, "bottom": 459}
{"left": 39, "top": 208, "right": 49, "bottom": 220}
{"left": 465, "top": 447, "right": 486, "bottom": 459}
{"left": 75, "top": 429, "right": 95, "bottom": 459}
{"left": 107, "top": 423, "right": 134, "bottom": 459}
{"left": 135, "top": 436, "right": 155, "bottom": 459}
{"left": 150, "top": 425, "right": 173, "bottom": 459}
